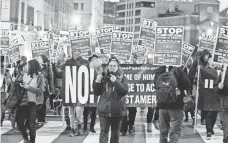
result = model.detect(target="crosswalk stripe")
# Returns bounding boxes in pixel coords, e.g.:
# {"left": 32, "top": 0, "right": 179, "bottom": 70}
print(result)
{"left": 144, "top": 123, "right": 160, "bottom": 143}
{"left": 18, "top": 121, "right": 64, "bottom": 143}
{"left": 0, "top": 121, "right": 12, "bottom": 135}
{"left": 195, "top": 125, "right": 223, "bottom": 143}
{"left": 82, "top": 123, "right": 111, "bottom": 143}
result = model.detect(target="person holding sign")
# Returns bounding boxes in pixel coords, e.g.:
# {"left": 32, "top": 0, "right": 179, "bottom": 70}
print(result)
{"left": 188, "top": 49, "right": 211, "bottom": 125}
{"left": 93, "top": 57, "right": 128, "bottom": 143}
{"left": 214, "top": 65, "right": 228, "bottom": 143}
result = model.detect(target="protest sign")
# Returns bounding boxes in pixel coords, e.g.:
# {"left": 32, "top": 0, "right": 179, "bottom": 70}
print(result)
{"left": 213, "top": 26, "right": 228, "bottom": 63}
{"left": 1, "top": 30, "right": 9, "bottom": 49}
{"left": 139, "top": 18, "right": 158, "bottom": 43}
{"left": 70, "top": 29, "right": 92, "bottom": 57}
{"left": 111, "top": 31, "right": 133, "bottom": 61}
{"left": 198, "top": 67, "right": 220, "bottom": 111}
{"left": 154, "top": 26, "right": 184, "bottom": 66}
{"left": 96, "top": 25, "right": 121, "bottom": 55}
{"left": 182, "top": 42, "right": 195, "bottom": 67}
{"left": 31, "top": 41, "right": 50, "bottom": 58}
{"left": 63, "top": 64, "right": 157, "bottom": 107}
{"left": 198, "top": 32, "right": 217, "bottom": 54}
{"left": 9, "top": 45, "right": 20, "bottom": 62}
{"left": 132, "top": 45, "right": 146, "bottom": 61}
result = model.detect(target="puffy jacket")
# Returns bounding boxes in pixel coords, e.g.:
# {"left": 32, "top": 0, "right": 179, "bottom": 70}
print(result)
{"left": 214, "top": 70, "right": 228, "bottom": 111}
{"left": 154, "top": 66, "right": 190, "bottom": 109}
{"left": 93, "top": 69, "right": 128, "bottom": 117}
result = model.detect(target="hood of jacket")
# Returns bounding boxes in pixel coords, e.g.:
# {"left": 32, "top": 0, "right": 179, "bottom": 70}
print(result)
{"left": 199, "top": 49, "right": 211, "bottom": 67}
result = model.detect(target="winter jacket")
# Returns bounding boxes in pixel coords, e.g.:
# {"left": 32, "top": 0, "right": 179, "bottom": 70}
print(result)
{"left": 188, "top": 50, "right": 211, "bottom": 88}
{"left": 93, "top": 68, "right": 128, "bottom": 117}
{"left": 214, "top": 70, "right": 228, "bottom": 111}
{"left": 40, "top": 64, "right": 54, "bottom": 93}
{"left": 154, "top": 66, "right": 190, "bottom": 109}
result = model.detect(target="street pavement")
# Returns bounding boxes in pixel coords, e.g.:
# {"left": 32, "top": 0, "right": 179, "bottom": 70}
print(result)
{"left": 1, "top": 108, "right": 223, "bottom": 143}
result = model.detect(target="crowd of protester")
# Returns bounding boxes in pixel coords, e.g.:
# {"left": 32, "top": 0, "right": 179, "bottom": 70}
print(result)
{"left": 0, "top": 48, "right": 228, "bottom": 143}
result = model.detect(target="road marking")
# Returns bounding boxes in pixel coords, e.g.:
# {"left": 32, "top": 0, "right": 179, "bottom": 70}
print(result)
{"left": 82, "top": 123, "right": 111, "bottom": 143}
{"left": 18, "top": 121, "right": 64, "bottom": 143}
{"left": 1, "top": 121, "right": 12, "bottom": 135}
{"left": 144, "top": 123, "right": 160, "bottom": 143}
{"left": 195, "top": 125, "right": 223, "bottom": 143}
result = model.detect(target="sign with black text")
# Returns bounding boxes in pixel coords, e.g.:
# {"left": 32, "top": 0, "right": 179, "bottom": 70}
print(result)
{"left": 182, "top": 42, "right": 195, "bottom": 67}
{"left": 9, "top": 45, "right": 20, "bottom": 62}
{"left": 198, "top": 32, "right": 217, "bottom": 53}
{"left": 111, "top": 31, "right": 133, "bottom": 61}
{"left": 213, "top": 26, "right": 228, "bottom": 63}
{"left": 139, "top": 18, "right": 158, "bottom": 43}
{"left": 154, "top": 26, "right": 184, "bottom": 66}
{"left": 96, "top": 25, "right": 121, "bottom": 54}
{"left": 31, "top": 41, "right": 50, "bottom": 58}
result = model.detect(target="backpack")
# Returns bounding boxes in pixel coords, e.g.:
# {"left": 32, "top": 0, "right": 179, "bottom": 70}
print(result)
{"left": 156, "top": 68, "right": 178, "bottom": 105}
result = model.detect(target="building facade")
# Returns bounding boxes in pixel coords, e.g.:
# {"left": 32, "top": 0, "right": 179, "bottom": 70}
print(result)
{"left": 72, "top": 0, "right": 104, "bottom": 31}
{"left": 1, "top": 0, "right": 73, "bottom": 32}
{"left": 103, "top": 0, "right": 118, "bottom": 25}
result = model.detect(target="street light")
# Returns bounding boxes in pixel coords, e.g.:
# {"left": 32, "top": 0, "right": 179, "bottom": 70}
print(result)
{"left": 72, "top": 15, "right": 81, "bottom": 25}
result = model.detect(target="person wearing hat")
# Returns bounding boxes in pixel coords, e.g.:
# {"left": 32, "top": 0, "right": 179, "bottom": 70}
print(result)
{"left": 93, "top": 57, "right": 128, "bottom": 143}
{"left": 83, "top": 54, "right": 99, "bottom": 133}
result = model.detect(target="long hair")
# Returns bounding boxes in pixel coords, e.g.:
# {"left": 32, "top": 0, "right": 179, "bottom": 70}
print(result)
{"left": 28, "top": 59, "right": 41, "bottom": 77}
{"left": 40, "top": 55, "right": 49, "bottom": 64}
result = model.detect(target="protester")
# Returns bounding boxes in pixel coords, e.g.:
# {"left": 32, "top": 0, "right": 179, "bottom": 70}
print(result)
{"left": 60, "top": 49, "right": 86, "bottom": 137}
{"left": 147, "top": 107, "right": 159, "bottom": 132}
{"left": 36, "top": 55, "right": 54, "bottom": 126}
{"left": 155, "top": 66, "right": 190, "bottom": 143}
{"left": 214, "top": 66, "right": 228, "bottom": 143}
{"left": 83, "top": 54, "right": 99, "bottom": 133}
{"left": 17, "top": 59, "right": 45, "bottom": 143}
{"left": 93, "top": 57, "right": 128, "bottom": 143}
{"left": 183, "top": 58, "right": 195, "bottom": 123}
{"left": 188, "top": 49, "right": 211, "bottom": 125}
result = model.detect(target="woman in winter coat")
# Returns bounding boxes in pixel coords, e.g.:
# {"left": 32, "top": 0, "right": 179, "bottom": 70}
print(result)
{"left": 18, "top": 59, "right": 45, "bottom": 143}
{"left": 36, "top": 55, "right": 54, "bottom": 125}
{"left": 93, "top": 57, "right": 128, "bottom": 143}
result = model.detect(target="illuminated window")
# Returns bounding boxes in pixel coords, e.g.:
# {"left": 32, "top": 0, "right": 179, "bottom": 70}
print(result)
{"left": 74, "top": 3, "right": 78, "bottom": 10}
{"left": 207, "top": 7, "right": 212, "bottom": 13}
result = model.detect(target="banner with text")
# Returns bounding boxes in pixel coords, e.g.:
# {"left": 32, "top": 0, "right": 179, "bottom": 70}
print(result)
{"left": 132, "top": 45, "right": 146, "bottom": 61}
{"left": 70, "top": 29, "right": 92, "bottom": 57}
{"left": 31, "top": 41, "right": 50, "bottom": 58}
{"left": 154, "top": 26, "right": 184, "bottom": 66}
{"left": 213, "top": 26, "right": 228, "bottom": 63}
{"left": 63, "top": 64, "right": 157, "bottom": 107}
{"left": 96, "top": 25, "right": 121, "bottom": 55}
{"left": 111, "top": 31, "right": 133, "bottom": 61}
{"left": 9, "top": 45, "right": 20, "bottom": 62}
{"left": 139, "top": 18, "right": 158, "bottom": 43}
{"left": 182, "top": 42, "right": 195, "bottom": 67}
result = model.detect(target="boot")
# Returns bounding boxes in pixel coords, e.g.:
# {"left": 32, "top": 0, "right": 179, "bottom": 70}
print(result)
{"left": 90, "top": 125, "right": 96, "bottom": 133}
{"left": 129, "top": 125, "right": 135, "bottom": 133}
{"left": 147, "top": 123, "right": 152, "bottom": 133}
{"left": 84, "top": 119, "right": 88, "bottom": 132}
{"left": 77, "top": 124, "right": 82, "bottom": 135}
{"left": 153, "top": 120, "right": 159, "bottom": 130}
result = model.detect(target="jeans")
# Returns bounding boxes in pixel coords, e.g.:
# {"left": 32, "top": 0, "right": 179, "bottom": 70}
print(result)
{"left": 205, "top": 111, "right": 218, "bottom": 134}
{"left": 99, "top": 116, "right": 123, "bottom": 143}
{"left": 64, "top": 106, "right": 70, "bottom": 126}
{"left": 37, "top": 97, "right": 48, "bottom": 123}
{"left": 120, "top": 107, "right": 137, "bottom": 133}
{"left": 147, "top": 107, "right": 159, "bottom": 123}
{"left": 201, "top": 110, "right": 206, "bottom": 122}
{"left": 220, "top": 111, "right": 228, "bottom": 143}
{"left": 68, "top": 106, "right": 84, "bottom": 129}
{"left": 83, "top": 107, "right": 97, "bottom": 130}
{"left": 159, "top": 109, "right": 183, "bottom": 143}
{"left": 185, "top": 110, "right": 194, "bottom": 120}
{"left": 17, "top": 102, "right": 37, "bottom": 143}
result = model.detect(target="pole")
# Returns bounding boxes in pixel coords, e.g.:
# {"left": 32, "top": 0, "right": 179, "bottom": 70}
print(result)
{"left": 62, "top": 105, "right": 65, "bottom": 130}
{"left": 194, "top": 64, "right": 201, "bottom": 133}
{"left": 221, "top": 63, "right": 227, "bottom": 85}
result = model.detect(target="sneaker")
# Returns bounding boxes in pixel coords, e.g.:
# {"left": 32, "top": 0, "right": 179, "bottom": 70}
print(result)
{"left": 153, "top": 120, "right": 159, "bottom": 130}
{"left": 68, "top": 129, "right": 77, "bottom": 137}
{"left": 184, "top": 118, "right": 188, "bottom": 122}
{"left": 120, "top": 131, "right": 126, "bottom": 136}
{"left": 128, "top": 125, "right": 135, "bottom": 133}
{"left": 206, "top": 132, "right": 212, "bottom": 140}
